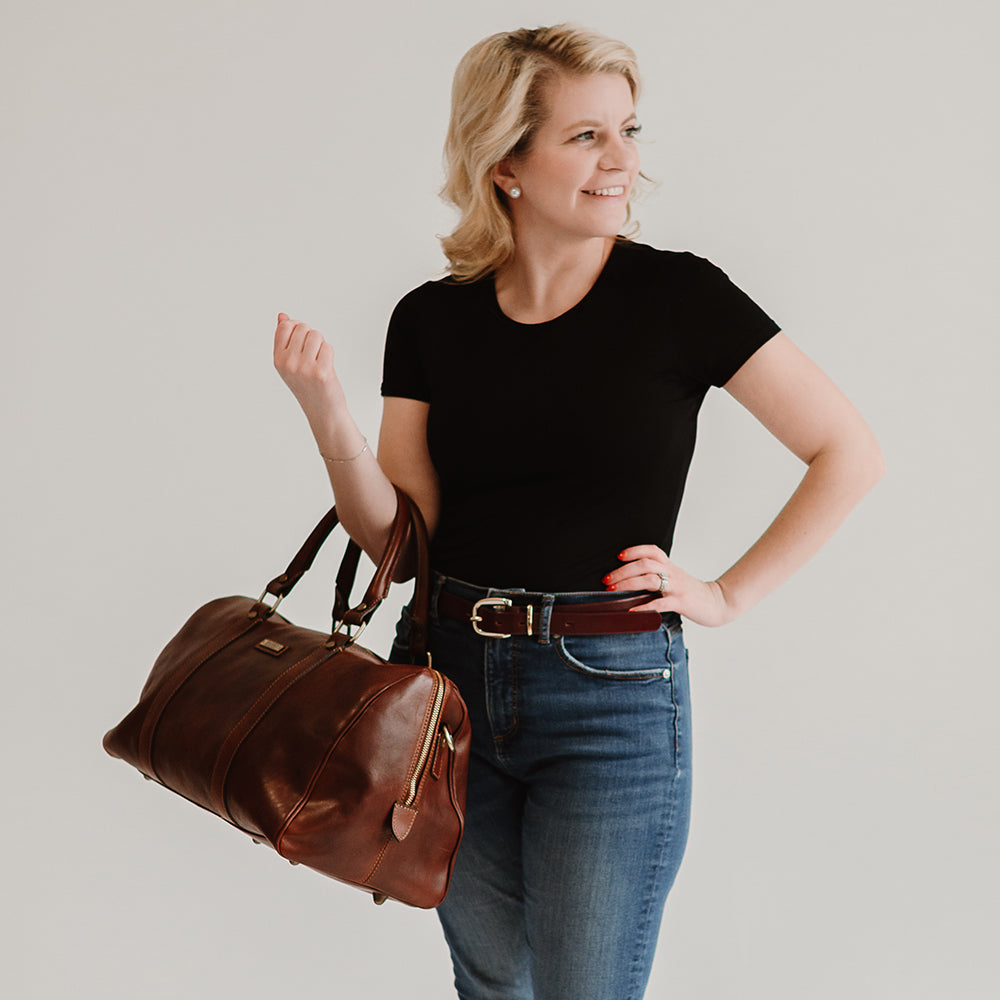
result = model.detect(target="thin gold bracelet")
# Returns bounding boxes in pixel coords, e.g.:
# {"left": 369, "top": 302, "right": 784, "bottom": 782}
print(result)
{"left": 319, "top": 438, "right": 369, "bottom": 464}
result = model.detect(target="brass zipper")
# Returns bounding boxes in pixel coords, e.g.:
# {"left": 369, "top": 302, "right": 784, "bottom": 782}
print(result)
{"left": 404, "top": 669, "right": 446, "bottom": 807}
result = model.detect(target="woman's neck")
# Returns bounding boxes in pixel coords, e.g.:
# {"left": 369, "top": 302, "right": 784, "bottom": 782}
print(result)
{"left": 493, "top": 235, "right": 615, "bottom": 325}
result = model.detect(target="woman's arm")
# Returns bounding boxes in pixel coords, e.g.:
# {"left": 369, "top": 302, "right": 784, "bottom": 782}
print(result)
{"left": 605, "top": 333, "right": 885, "bottom": 625}
{"left": 273, "top": 313, "right": 439, "bottom": 578}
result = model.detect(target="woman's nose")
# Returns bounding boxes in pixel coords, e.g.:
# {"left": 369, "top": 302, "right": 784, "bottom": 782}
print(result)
{"left": 598, "top": 133, "right": 637, "bottom": 171}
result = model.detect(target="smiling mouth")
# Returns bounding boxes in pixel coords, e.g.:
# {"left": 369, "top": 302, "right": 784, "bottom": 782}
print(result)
{"left": 582, "top": 186, "right": 626, "bottom": 196}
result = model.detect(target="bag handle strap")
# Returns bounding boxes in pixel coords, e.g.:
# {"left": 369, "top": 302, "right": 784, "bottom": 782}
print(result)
{"left": 253, "top": 486, "right": 430, "bottom": 661}
{"left": 332, "top": 492, "right": 430, "bottom": 662}
{"left": 260, "top": 506, "right": 345, "bottom": 599}
{"left": 402, "top": 496, "right": 430, "bottom": 661}
{"left": 259, "top": 487, "right": 408, "bottom": 600}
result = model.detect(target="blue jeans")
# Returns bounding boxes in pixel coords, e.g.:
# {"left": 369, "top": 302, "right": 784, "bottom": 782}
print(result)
{"left": 389, "top": 573, "right": 693, "bottom": 1000}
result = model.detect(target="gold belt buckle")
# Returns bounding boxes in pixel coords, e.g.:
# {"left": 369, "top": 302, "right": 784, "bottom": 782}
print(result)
{"left": 470, "top": 596, "right": 513, "bottom": 638}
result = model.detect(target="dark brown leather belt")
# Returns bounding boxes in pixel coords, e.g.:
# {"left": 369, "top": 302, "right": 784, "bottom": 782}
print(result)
{"left": 438, "top": 590, "right": 662, "bottom": 638}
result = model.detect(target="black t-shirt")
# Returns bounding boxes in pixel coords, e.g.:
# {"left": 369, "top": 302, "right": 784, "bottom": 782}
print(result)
{"left": 381, "top": 239, "right": 780, "bottom": 592}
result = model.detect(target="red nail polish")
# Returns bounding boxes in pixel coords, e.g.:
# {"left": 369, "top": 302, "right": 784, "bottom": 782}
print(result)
{"left": 617, "top": 552, "right": 626, "bottom": 560}
{"left": 607, "top": 583, "right": 617, "bottom": 591}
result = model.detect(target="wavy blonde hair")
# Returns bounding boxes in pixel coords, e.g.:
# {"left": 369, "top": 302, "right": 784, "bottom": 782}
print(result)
{"left": 440, "top": 24, "right": 642, "bottom": 282}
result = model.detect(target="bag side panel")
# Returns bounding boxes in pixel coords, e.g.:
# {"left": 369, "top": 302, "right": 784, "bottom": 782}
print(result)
{"left": 364, "top": 682, "right": 471, "bottom": 907}
{"left": 146, "top": 611, "right": 332, "bottom": 812}
{"left": 103, "top": 597, "right": 261, "bottom": 772}
{"left": 225, "top": 655, "right": 433, "bottom": 852}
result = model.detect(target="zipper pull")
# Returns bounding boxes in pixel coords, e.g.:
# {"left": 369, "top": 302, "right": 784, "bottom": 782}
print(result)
{"left": 391, "top": 801, "right": 419, "bottom": 841}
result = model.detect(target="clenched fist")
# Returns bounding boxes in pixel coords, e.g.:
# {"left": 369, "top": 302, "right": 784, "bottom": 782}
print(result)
{"left": 272, "top": 312, "right": 348, "bottom": 432}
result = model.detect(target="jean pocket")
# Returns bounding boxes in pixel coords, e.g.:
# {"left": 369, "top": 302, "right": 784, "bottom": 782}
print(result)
{"left": 555, "top": 626, "right": 674, "bottom": 681}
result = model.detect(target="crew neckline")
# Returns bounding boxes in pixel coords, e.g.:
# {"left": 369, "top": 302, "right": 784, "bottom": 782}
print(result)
{"left": 485, "top": 239, "right": 627, "bottom": 328}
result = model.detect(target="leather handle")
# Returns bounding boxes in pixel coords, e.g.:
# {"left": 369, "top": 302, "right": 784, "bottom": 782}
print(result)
{"left": 258, "top": 486, "right": 430, "bottom": 661}
{"left": 263, "top": 489, "right": 408, "bottom": 602}
{"left": 263, "top": 506, "right": 344, "bottom": 598}
{"left": 334, "top": 492, "right": 431, "bottom": 663}
{"left": 332, "top": 542, "right": 363, "bottom": 626}
{"left": 404, "top": 496, "right": 430, "bottom": 662}
{"left": 337, "top": 488, "right": 412, "bottom": 628}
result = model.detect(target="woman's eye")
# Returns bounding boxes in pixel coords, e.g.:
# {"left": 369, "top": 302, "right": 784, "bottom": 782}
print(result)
{"left": 570, "top": 124, "right": 641, "bottom": 143}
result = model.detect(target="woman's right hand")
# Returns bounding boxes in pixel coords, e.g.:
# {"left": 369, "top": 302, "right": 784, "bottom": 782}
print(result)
{"left": 272, "top": 312, "right": 348, "bottom": 428}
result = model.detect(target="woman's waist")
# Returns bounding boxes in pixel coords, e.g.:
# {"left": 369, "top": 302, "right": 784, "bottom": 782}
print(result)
{"left": 430, "top": 570, "right": 681, "bottom": 638}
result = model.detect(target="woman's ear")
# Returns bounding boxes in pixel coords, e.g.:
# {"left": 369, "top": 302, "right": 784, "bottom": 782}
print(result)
{"left": 492, "top": 157, "right": 518, "bottom": 197}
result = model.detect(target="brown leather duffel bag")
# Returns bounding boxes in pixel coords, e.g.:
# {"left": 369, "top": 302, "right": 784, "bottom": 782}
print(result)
{"left": 103, "top": 488, "right": 469, "bottom": 908}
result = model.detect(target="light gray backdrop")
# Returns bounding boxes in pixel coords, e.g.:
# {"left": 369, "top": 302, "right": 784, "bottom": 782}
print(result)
{"left": 4, "top": 1, "right": 996, "bottom": 997}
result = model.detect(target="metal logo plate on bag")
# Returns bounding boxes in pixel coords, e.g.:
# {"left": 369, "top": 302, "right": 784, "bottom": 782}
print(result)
{"left": 255, "top": 638, "right": 288, "bottom": 656}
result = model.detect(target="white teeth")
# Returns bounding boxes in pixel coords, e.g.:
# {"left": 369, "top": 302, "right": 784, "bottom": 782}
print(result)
{"left": 585, "top": 186, "right": 625, "bottom": 196}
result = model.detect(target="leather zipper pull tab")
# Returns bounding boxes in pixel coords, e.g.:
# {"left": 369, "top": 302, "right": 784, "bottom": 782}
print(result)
{"left": 391, "top": 801, "right": 418, "bottom": 841}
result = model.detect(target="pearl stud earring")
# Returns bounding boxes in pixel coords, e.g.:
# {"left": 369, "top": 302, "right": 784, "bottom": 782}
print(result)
{"left": 509, "top": 186, "right": 521, "bottom": 199}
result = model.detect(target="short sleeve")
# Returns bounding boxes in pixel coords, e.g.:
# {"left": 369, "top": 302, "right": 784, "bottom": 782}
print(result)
{"left": 676, "top": 254, "right": 781, "bottom": 387}
{"left": 380, "top": 288, "right": 431, "bottom": 401}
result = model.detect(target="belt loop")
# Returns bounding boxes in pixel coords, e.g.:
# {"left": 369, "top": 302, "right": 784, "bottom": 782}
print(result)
{"left": 429, "top": 572, "right": 446, "bottom": 626}
{"left": 537, "top": 594, "right": 556, "bottom": 645}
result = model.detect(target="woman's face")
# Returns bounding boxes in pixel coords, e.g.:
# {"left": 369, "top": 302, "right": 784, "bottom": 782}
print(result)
{"left": 499, "top": 72, "right": 641, "bottom": 246}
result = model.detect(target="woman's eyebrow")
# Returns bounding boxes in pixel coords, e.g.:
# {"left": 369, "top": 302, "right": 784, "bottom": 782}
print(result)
{"left": 562, "top": 114, "right": 637, "bottom": 132}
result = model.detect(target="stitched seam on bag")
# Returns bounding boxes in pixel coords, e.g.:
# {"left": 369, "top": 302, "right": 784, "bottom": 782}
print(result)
{"left": 139, "top": 611, "right": 260, "bottom": 776}
{"left": 209, "top": 647, "right": 330, "bottom": 818}
{"left": 363, "top": 836, "right": 393, "bottom": 884}
{"left": 273, "top": 675, "right": 424, "bottom": 857}
{"left": 273, "top": 678, "right": 409, "bottom": 851}
{"left": 209, "top": 646, "right": 334, "bottom": 823}
{"left": 140, "top": 619, "right": 258, "bottom": 768}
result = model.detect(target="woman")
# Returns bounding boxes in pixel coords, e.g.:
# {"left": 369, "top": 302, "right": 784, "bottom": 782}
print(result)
{"left": 273, "top": 24, "right": 883, "bottom": 1000}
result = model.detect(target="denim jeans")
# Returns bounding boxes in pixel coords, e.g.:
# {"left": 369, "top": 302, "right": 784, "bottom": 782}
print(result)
{"left": 389, "top": 573, "right": 692, "bottom": 1000}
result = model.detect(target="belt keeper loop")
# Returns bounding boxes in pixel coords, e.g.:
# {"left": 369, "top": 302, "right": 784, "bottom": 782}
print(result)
{"left": 538, "top": 595, "right": 555, "bottom": 645}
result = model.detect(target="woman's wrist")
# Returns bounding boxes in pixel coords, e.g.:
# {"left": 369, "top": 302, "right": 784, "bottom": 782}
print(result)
{"left": 710, "top": 576, "right": 750, "bottom": 625}
{"left": 308, "top": 410, "right": 367, "bottom": 462}
{"left": 320, "top": 438, "right": 369, "bottom": 464}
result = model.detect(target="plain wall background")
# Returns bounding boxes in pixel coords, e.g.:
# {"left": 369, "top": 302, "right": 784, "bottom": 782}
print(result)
{"left": 4, "top": 1, "right": 997, "bottom": 996}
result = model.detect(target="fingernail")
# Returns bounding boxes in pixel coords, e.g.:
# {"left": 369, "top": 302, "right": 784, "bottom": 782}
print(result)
{"left": 607, "top": 584, "right": 617, "bottom": 591}
{"left": 617, "top": 552, "right": 626, "bottom": 560}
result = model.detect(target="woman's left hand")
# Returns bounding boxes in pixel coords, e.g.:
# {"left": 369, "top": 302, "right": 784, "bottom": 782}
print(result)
{"left": 603, "top": 545, "right": 737, "bottom": 628}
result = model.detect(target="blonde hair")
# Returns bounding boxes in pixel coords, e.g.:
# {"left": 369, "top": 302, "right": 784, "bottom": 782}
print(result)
{"left": 440, "top": 24, "right": 642, "bottom": 282}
